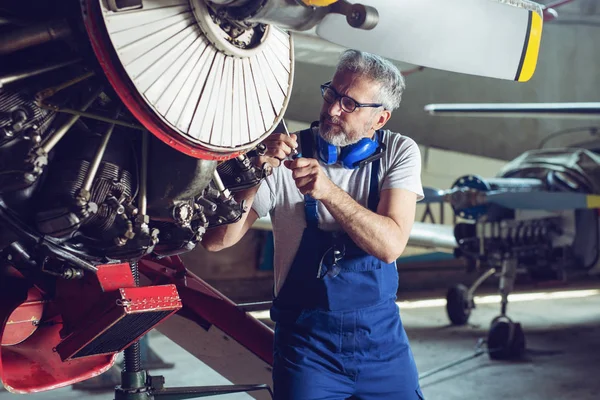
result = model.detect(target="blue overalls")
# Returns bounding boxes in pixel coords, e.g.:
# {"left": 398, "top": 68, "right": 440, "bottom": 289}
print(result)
{"left": 270, "top": 130, "right": 424, "bottom": 400}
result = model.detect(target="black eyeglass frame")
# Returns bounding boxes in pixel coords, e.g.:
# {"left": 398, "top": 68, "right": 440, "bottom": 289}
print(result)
{"left": 320, "top": 81, "right": 384, "bottom": 113}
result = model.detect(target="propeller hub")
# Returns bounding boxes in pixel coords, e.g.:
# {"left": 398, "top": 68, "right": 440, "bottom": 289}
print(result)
{"left": 192, "top": 0, "right": 270, "bottom": 57}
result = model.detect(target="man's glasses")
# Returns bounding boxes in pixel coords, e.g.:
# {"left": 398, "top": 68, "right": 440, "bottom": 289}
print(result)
{"left": 316, "top": 243, "right": 346, "bottom": 279}
{"left": 320, "top": 81, "right": 383, "bottom": 113}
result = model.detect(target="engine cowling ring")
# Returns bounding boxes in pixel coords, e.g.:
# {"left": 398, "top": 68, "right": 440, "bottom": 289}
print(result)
{"left": 81, "top": 0, "right": 294, "bottom": 160}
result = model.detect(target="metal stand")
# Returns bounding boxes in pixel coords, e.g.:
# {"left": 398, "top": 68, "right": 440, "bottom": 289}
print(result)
{"left": 113, "top": 262, "right": 274, "bottom": 400}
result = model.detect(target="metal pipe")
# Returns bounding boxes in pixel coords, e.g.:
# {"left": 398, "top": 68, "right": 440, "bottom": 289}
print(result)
{"left": 82, "top": 110, "right": 120, "bottom": 192}
{"left": 139, "top": 131, "right": 149, "bottom": 216}
{"left": 10, "top": 242, "right": 36, "bottom": 266}
{"left": 241, "top": 0, "right": 329, "bottom": 31}
{"left": 212, "top": 169, "right": 233, "bottom": 200}
{"left": 39, "top": 108, "right": 145, "bottom": 131}
{"left": 0, "top": 20, "right": 71, "bottom": 55}
{"left": 467, "top": 267, "right": 497, "bottom": 299}
{"left": 0, "top": 59, "right": 80, "bottom": 88}
{"left": 40, "top": 86, "right": 103, "bottom": 153}
{"left": 237, "top": 301, "right": 273, "bottom": 312}
{"left": 35, "top": 71, "right": 96, "bottom": 102}
{"left": 212, "top": 170, "right": 227, "bottom": 192}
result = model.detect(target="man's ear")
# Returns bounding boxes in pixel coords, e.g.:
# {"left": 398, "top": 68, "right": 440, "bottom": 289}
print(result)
{"left": 373, "top": 109, "right": 391, "bottom": 131}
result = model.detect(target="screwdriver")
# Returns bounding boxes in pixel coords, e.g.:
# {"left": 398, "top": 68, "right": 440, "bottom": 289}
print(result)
{"left": 281, "top": 119, "right": 300, "bottom": 159}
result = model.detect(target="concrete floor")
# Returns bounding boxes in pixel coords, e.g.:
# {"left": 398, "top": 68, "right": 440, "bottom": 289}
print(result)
{"left": 2, "top": 283, "right": 600, "bottom": 400}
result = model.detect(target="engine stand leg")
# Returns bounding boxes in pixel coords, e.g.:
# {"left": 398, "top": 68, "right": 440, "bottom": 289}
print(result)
{"left": 114, "top": 261, "right": 148, "bottom": 400}
{"left": 114, "top": 261, "right": 274, "bottom": 399}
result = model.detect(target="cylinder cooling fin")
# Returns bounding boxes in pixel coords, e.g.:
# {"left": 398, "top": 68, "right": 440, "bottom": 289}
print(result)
{"left": 83, "top": 0, "right": 294, "bottom": 160}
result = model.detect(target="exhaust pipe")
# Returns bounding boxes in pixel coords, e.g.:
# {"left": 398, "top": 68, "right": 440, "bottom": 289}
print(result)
{"left": 0, "top": 20, "right": 71, "bottom": 55}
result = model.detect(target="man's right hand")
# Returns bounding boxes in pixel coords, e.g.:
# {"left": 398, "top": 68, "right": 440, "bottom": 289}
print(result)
{"left": 203, "top": 133, "right": 297, "bottom": 252}
{"left": 255, "top": 133, "right": 298, "bottom": 168}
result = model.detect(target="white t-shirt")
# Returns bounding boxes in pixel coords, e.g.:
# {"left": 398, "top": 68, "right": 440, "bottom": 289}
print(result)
{"left": 252, "top": 128, "right": 424, "bottom": 295}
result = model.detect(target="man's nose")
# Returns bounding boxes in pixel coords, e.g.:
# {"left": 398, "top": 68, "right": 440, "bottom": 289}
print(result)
{"left": 327, "top": 98, "right": 343, "bottom": 116}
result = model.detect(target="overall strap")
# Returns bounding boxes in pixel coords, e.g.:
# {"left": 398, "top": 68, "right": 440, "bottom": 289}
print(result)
{"left": 299, "top": 127, "right": 319, "bottom": 228}
{"left": 367, "top": 130, "right": 384, "bottom": 212}
{"left": 301, "top": 127, "right": 383, "bottom": 225}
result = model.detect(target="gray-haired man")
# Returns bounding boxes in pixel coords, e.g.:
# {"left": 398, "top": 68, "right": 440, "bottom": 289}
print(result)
{"left": 203, "top": 49, "right": 425, "bottom": 399}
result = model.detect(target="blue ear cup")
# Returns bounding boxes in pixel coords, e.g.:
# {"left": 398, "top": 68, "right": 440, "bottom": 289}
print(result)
{"left": 339, "top": 137, "right": 379, "bottom": 169}
{"left": 316, "top": 129, "right": 380, "bottom": 169}
{"left": 317, "top": 134, "right": 340, "bottom": 165}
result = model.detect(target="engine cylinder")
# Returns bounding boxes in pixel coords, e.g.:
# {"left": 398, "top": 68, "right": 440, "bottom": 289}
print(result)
{"left": 35, "top": 123, "right": 135, "bottom": 239}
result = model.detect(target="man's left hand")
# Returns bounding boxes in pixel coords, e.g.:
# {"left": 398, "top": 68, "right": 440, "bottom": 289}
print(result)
{"left": 284, "top": 158, "right": 335, "bottom": 200}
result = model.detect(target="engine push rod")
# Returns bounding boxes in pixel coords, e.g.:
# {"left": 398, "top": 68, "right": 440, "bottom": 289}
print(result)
{"left": 0, "top": 59, "right": 81, "bottom": 88}
{"left": 34, "top": 71, "right": 145, "bottom": 131}
{"left": 82, "top": 107, "right": 120, "bottom": 192}
{"left": 140, "top": 131, "right": 149, "bottom": 216}
{"left": 40, "top": 85, "right": 103, "bottom": 153}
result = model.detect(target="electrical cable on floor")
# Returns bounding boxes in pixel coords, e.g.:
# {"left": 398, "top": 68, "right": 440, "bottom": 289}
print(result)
{"left": 418, "top": 338, "right": 487, "bottom": 380}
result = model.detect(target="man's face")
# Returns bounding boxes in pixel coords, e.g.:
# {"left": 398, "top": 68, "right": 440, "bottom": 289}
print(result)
{"left": 319, "top": 71, "right": 383, "bottom": 147}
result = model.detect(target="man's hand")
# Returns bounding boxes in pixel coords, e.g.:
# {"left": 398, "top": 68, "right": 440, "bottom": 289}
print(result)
{"left": 255, "top": 133, "right": 298, "bottom": 168}
{"left": 284, "top": 158, "right": 335, "bottom": 200}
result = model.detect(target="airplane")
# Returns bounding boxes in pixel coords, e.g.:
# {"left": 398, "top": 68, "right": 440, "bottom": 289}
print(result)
{"left": 0, "top": 0, "right": 553, "bottom": 398}
{"left": 419, "top": 105, "right": 600, "bottom": 359}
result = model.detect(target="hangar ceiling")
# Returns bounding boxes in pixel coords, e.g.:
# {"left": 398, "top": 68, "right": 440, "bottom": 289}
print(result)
{"left": 287, "top": 0, "right": 600, "bottom": 161}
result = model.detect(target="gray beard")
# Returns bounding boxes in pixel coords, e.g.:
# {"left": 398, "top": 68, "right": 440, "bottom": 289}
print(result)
{"left": 318, "top": 125, "right": 361, "bottom": 147}
{"left": 319, "top": 129, "right": 357, "bottom": 147}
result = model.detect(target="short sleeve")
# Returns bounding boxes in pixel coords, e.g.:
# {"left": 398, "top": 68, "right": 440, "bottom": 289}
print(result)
{"left": 381, "top": 134, "right": 424, "bottom": 201}
{"left": 251, "top": 172, "right": 276, "bottom": 218}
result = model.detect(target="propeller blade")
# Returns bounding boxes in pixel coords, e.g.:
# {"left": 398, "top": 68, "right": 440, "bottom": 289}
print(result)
{"left": 424, "top": 102, "right": 600, "bottom": 120}
{"left": 484, "top": 191, "right": 600, "bottom": 211}
{"left": 316, "top": 0, "right": 543, "bottom": 81}
{"left": 421, "top": 186, "right": 447, "bottom": 204}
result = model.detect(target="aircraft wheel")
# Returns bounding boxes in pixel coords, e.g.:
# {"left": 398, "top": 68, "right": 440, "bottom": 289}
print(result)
{"left": 446, "top": 284, "right": 472, "bottom": 325}
{"left": 487, "top": 316, "right": 526, "bottom": 360}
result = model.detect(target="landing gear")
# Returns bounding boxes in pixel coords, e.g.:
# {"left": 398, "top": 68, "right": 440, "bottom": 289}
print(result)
{"left": 486, "top": 257, "right": 525, "bottom": 360}
{"left": 447, "top": 257, "right": 526, "bottom": 361}
{"left": 445, "top": 268, "right": 496, "bottom": 326}
{"left": 445, "top": 284, "right": 472, "bottom": 325}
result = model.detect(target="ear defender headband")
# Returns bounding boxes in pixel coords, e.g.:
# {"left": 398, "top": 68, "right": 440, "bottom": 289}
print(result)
{"left": 314, "top": 123, "right": 386, "bottom": 169}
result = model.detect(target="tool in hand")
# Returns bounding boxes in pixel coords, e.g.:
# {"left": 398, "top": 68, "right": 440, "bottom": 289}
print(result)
{"left": 281, "top": 119, "right": 300, "bottom": 159}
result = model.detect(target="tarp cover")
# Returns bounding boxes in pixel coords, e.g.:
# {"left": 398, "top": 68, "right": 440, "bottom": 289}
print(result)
{"left": 497, "top": 148, "right": 600, "bottom": 194}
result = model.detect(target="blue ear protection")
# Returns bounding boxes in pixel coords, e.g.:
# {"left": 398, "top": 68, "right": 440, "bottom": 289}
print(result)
{"left": 316, "top": 126, "right": 382, "bottom": 169}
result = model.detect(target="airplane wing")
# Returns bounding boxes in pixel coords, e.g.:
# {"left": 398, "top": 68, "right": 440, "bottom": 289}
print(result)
{"left": 408, "top": 222, "right": 457, "bottom": 250}
{"left": 424, "top": 102, "right": 600, "bottom": 120}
